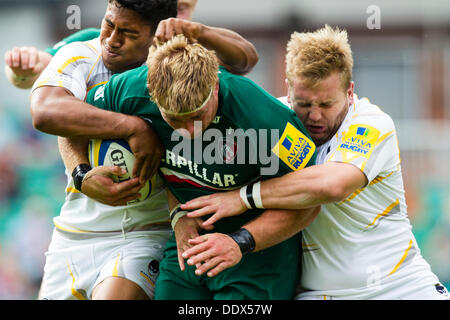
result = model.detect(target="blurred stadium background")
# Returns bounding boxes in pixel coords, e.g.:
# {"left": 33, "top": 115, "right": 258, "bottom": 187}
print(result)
{"left": 0, "top": 0, "right": 449, "bottom": 299}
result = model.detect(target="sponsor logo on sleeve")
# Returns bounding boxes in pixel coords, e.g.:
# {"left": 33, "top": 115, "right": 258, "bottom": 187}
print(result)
{"left": 337, "top": 124, "right": 380, "bottom": 159}
{"left": 272, "top": 122, "right": 315, "bottom": 171}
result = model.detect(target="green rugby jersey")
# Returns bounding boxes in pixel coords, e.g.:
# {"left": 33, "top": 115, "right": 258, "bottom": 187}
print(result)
{"left": 45, "top": 28, "right": 100, "bottom": 56}
{"left": 87, "top": 65, "right": 316, "bottom": 233}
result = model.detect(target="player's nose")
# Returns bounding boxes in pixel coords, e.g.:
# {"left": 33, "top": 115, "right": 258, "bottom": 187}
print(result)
{"left": 308, "top": 108, "right": 322, "bottom": 122}
{"left": 107, "top": 29, "right": 123, "bottom": 48}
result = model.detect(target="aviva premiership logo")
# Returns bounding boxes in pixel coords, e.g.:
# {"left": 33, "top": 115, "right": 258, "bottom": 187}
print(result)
{"left": 338, "top": 124, "right": 380, "bottom": 159}
{"left": 272, "top": 122, "right": 315, "bottom": 171}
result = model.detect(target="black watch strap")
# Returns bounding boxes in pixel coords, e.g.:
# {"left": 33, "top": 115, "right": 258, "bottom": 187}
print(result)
{"left": 71, "top": 164, "right": 91, "bottom": 192}
{"left": 228, "top": 228, "right": 256, "bottom": 255}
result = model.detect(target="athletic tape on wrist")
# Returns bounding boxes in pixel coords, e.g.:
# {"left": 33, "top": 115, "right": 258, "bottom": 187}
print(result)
{"left": 240, "top": 182, "right": 264, "bottom": 210}
{"left": 246, "top": 183, "right": 257, "bottom": 209}
{"left": 252, "top": 181, "right": 264, "bottom": 209}
{"left": 170, "top": 205, "right": 189, "bottom": 229}
{"left": 240, "top": 185, "right": 252, "bottom": 209}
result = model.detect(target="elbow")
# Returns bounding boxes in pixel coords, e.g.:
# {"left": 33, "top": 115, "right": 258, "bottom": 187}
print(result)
{"left": 229, "top": 44, "right": 259, "bottom": 76}
{"left": 30, "top": 92, "right": 52, "bottom": 133}
{"left": 30, "top": 106, "right": 45, "bottom": 132}
{"left": 319, "top": 181, "right": 353, "bottom": 203}
{"left": 242, "top": 48, "right": 259, "bottom": 75}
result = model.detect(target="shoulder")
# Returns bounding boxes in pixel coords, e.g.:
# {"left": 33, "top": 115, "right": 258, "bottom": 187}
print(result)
{"left": 107, "top": 65, "right": 149, "bottom": 99}
{"left": 348, "top": 95, "right": 396, "bottom": 134}
{"left": 45, "top": 28, "right": 101, "bottom": 56}
{"left": 87, "top": 65, "right": 152, "bottom": 114}
{"left": 49, "top": 38, "right": 100, "bottom": 62}
{"left": 219, "top": 70, "right": 297, "bottom": 128}
{"left": 277, "top": 96, "right": 291, "bottom": 108}
{"left": 92, "top": 65, "right": 150, "bottom": 110}
{"left": 81, "top": 38, "right": 101, "bottom": 55}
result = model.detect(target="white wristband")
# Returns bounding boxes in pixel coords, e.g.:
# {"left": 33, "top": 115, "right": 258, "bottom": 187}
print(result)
{"left": 240, "top": 185, "right": 252, "bottom": 209}
{"left": 252, "top": 181, "right": 264, "bottom": 209}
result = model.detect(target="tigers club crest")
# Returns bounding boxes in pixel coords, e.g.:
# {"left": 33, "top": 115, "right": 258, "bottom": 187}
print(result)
{"left": 219, "top": 137, "right": 238, "bottom": 164}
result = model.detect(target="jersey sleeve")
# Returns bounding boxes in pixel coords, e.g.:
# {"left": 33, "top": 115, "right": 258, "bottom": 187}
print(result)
{"left": 270, "top": 118, "right": 316, "bottom": 175}
{"left": 44, "top": 28, "right": 101, "bottom": 56}
{"left": 221, "top": 70, "right": 316, "bottom": 178}
{"left": 32, "top": 41, "right": 97, "bottom": 100}
{"left": 86, "top": 66, "right": 149, "bottom": 115}
{"left": 328, "top": 105, "right": 400, "bottom": 183}
{"left": 86, "top": 73, "right": 127, "bottom": 113}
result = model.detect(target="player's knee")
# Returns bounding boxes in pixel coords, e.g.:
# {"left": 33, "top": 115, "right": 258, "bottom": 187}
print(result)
{"left": 92, "top": 277, "right": 149, "bottom": 300}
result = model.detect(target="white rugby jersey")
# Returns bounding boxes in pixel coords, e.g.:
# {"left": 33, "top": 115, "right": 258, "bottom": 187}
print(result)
{"left": 32, "top": 38, "right": 170, "bottom": 234}
{"left": 280, "top": 95, "right": 444, "bottom": 299}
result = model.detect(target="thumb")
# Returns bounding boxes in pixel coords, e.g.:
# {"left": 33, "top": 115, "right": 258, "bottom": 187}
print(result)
{"left": 108, "top": 165, "right": 127, "bottom": 177}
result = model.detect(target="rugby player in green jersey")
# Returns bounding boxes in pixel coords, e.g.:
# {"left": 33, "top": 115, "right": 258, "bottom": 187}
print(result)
{"left": 28, "top": 0, "right": 258, "bottom": 203}
{"left": 84, "top": 35, "right": 319, "bottom": 299}
{"left": 24, "top": 0, "right": 259, "bottom": 300}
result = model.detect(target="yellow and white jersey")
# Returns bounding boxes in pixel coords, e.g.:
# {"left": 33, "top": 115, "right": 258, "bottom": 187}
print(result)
{"left": 280, "top": 95, "right": 447, "bottom": 299}
{"left": 33, "top": 38, "right": 111, "bottom": 101}
{"left": 32, "top": 38, "right": 170, "bottom": 234}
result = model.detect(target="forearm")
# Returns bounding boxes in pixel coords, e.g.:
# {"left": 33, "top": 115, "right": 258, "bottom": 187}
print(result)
{"left": 243, "top": 206, "right": 320, "bottom": 252}
{"left": 260, "top": 162, "right": 367, "bottom": 210}
{"left": 166, "top": 189, "right": 180, "bottom": 211}
{"left": 58, "top": 136, "right": 90, "bottom": 174}
{"left": 31, "top": 87, "right": 143, "bottom": 139}
{"left": 198, "top": 25, "right": 258, "bottom": 75}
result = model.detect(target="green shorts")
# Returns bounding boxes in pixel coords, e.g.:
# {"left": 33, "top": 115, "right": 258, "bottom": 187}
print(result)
{"left": 154, "top": 233, "right": 301, "bottom": 300}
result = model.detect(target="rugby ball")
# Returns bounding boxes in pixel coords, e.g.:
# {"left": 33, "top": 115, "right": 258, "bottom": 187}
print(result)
{"left": 88, "top": 139, "right": 151, "bottom": 203}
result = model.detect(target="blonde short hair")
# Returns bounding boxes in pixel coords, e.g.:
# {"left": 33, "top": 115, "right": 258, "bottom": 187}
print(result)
{"left": 286, "top": 25, "right": 353, "bottom": 90}
{"left": 147, "top": 34, "right": 219, "bottom": 115}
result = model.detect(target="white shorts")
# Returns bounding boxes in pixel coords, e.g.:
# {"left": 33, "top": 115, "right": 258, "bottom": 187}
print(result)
{"left": 39, "top": 227, "right": 172, "bottom": 300}
{"left": 295, "top": 266, "right": 449, "bottom": 300}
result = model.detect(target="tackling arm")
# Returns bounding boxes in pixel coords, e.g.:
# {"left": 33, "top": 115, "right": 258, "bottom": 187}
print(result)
{"left": 243, "top": 206, "right": 320, "bottom": 252}
{"left": 182, "top": 161, "right": 367, "bottom": 226}
{"left": 31, "top": 86, "right": 146, "bottom": 139}
{"left": 260, "top": 161, "right": 368, "bottom": 209}
{"left": 31, "top": 86, "right": 162, "bottom": 182}
{"left": 196, "top": 25, "right": 258, "bottom": 75}
{"left": 155, "top": 18, "right": 258, "bottom": 75}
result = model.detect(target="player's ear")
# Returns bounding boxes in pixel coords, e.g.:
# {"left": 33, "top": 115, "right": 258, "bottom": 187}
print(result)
{"left": 285, "top": 78, "right": 291, "bottom": 104}
{"left": 213, "top": 80, "right": 219, "bottom": 96}
{"left": 347, "top": 81, "right": 355, "bottom": 105}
